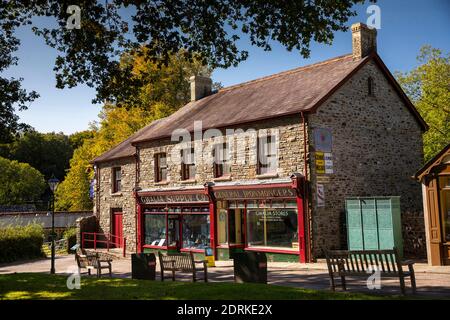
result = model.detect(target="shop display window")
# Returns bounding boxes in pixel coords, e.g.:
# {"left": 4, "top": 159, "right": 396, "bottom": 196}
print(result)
{"left": 182, "top": 214, "right": 210, "bottom": 249}
{"left": 247, "top": 208, "right": 298, "bottom": 249}
{"left": 144, "top": 214, "right": 166, "bottom": 246}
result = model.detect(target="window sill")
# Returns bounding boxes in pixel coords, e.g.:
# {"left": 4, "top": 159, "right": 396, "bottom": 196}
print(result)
{"left": 213, "top": 175, "right": 232, "bottom": 182}
{"left": 255, "top": 173, "right": 279, "bottom": 179}
{"left": 180, "top": 179, "right": 197, "bottom": 184}
{"left": 155, "top": 180, "right": 170, "bottom": 186}
{"left": 110, "top": 192, "right": 123, "bottom": 197}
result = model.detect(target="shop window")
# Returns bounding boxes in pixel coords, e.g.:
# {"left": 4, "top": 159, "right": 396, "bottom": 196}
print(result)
{"left": 168, "top": 215, "right": 180, "bottom": 247}
{"left": 247, "top": 208, "right": 298, "bottom": 249}
{"left": 112, "top": 167, "right": 121, "bottom": 193}
{"left": 439, "top": 176, "right": 450, "bottom": 242}
{"left": 213, "top": 142, "right": 231, "bottom": 178}
{"left": 257, "top": 135, "right": 277, "bottom": 175}
{"left": 182, "top": 214, "right": 210, "bottom": 249}
{"left": 181, "top": 147, "right": 196, "bottom": 180}
{"left": 154, "top": 153, "right": 168, "bottom": 182}
{"left": 144, "top": 214, "right": 166, "bottom": 246}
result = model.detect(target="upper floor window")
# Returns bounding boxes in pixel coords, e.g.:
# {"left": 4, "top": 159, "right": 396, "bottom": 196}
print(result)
{"left": 154, "top": 153, "right": 168, "bottom": 182}
{"left": 112, "top": 167, "right": 121, "bottom": 193}
{"left": 181, "top": 147, "right": 196, "bottom": 180}
{"left": 213, "top": 142, "right": 231, "bottom": 178}
{"left": 368, "top": 76, "right": 374, "bottom": 96}
{"left": 257, "top": 135, "right": 277, "bottom": 175}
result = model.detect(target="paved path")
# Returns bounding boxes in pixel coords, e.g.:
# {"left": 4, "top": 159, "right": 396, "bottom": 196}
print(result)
{"left": 1, "top": 255, "right": 449, "bottom": 298}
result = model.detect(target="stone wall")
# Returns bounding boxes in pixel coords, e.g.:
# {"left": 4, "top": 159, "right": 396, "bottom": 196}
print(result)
{"left": 76, "top": 215, "right": 97, "bottom": 246}
{"left": 308, "top": 60, "right": 425, "bottom": 258}
{"left": 97, "top": 158, "right": 137, "bottom": 252}
{"left": 136, "top": 115, "right": 306, "bottom": 189}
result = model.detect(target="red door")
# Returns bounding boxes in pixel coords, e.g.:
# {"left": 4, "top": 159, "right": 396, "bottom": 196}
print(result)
{"left": 112, "top": 211, "right": 123, "bottom": 247}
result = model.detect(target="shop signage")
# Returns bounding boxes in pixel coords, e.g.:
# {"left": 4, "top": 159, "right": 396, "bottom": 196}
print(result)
{"left": 314, "top": 128, "right": 332, "bottom": 152}
{"left": 317, "top": 184, "right": 325, "bottom": 207}
{"left": 315, "top": 152, "right": 333, "bottom": 175}
{"left": 139, "top": 193, "right": 209, "bottom": 204}
{"left": 214, "top": 188, "right": 296, "bottom": 200}
{"left": 253, "top": 209, "right": 291, "bottom": 222}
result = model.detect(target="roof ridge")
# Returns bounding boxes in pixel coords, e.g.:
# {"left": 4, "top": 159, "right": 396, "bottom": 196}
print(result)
{"left": 219, "top": 53, "right": 353, "bottom": 92}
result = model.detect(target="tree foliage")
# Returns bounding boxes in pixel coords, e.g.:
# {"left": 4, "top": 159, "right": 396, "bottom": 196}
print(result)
{"left": 2, "top": 130, "right": 73, "bottom": 180}
{"left": 396, "top": 46, "right": 450, "bottom": 162}
{"left": 55, "top": 49, "right": 210, "bottom": 211}
{"left": 1, "top": 0, "right": 372, "bottom": 107}
{"left": 0, "top": 156, "right": 46, "bottom": 205}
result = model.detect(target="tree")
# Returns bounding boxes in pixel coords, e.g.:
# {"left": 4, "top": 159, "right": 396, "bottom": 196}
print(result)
{"left": 396, "top": 46, "right": 450, "bottom": 162}
{"left": 3, "top": 130, "right": 74, "bottom": 181}
{"left": 69, "top": 130, "right": 95, "bottom": 150}
{"left": 55, "top": 106, "right": 154, "bottom": 211}
{"left": 1, "top": 0, "right": 372, "bottom": 110}
{"left": 0, "top": 156, "right": 46, "bottom": 205}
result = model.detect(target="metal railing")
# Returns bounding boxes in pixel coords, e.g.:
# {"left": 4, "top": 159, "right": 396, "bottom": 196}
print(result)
{"left": 81, "top": 232, "right": 127, "bottom": 257}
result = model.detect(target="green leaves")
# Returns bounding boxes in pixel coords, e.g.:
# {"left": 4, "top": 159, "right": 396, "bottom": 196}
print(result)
{"left": 0, "top": 156, "right": 46, "bottom": 205}
{"left": 396, "top": 46, "right": 450, "bottom": 162}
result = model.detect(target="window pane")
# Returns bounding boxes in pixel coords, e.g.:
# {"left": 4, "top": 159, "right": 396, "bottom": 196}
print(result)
{"left": 182, "top": 214, "right": 210, "bottom": 249}
{"left": 168, "top": 215, "right": 179, "bottom": 247}
{"left": 144, "top": 214, "right": 166, "bottom": 246}
{"left": 247, "top": 209, "right": 298, "bottom": 249}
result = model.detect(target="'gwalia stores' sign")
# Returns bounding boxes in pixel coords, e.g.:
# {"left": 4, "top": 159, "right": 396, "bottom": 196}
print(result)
{"left": 214, "top": 188, "right": 296, "bottom": 200}
{"left": 139, "top": 193, "right": 209, "bottom": 204}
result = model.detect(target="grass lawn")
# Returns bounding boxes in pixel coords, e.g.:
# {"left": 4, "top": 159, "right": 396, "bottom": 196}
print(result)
{"left": 0, "top": 273, "right": 397, "bottom": 300}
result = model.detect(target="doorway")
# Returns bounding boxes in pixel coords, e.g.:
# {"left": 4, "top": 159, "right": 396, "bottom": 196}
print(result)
{"left": 111, "top": 210, "right": 123, "bottom": 248}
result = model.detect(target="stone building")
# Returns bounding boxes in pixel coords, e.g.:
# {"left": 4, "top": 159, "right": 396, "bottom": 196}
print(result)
{"left": 91, "top": 23, "right": 427, "bottom": 262}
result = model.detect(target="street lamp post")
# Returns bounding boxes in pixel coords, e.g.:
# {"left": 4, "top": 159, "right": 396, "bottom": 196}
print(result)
{"left": 48, "top": 175, "right": 60, "bottom": 274}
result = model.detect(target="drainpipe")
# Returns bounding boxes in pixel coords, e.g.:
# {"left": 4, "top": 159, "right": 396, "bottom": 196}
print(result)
{"left": 301, "top": 111, "right": 312, "bottom": 262}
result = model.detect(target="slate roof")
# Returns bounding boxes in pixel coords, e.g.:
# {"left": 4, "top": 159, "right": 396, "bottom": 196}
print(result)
{"left": 91, "top": 118, "right": 166, "bottom": 163}
{"left": 93, "top": 52, "right": 427, "bottom": 163}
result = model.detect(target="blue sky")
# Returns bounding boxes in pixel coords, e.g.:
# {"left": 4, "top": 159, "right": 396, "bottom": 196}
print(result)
{"left": 5, "top": 0, "right": 450, "bottom": 134}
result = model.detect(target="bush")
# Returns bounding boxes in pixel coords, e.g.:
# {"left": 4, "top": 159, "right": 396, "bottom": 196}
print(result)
{"left": 0, "top": 224, "right": 45, "bottom": 263}
{"left": 63, "top": 228, "right": 77, "bottom": 254}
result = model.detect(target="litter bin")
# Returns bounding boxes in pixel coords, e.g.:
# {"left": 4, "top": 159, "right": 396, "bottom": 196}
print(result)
{"left": 131, "top": 253, "right": 156, "bottom": 280}
{"left": 233, "top": 252, "right": 267, "bottom": 284}
{"left": 205, "top": 247, "right": 215, "bottom": 267}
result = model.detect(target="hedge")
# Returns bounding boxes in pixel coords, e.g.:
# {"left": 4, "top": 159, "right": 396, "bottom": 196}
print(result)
{"left": 0, "top": 224, "right": 45, "bottom": 263}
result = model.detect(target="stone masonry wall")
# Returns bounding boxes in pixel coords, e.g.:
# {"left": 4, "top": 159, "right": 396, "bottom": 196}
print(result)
{"left": 308, "top": 60, "right": 425, "bottom": 259}
{"left": 137, "top": 115, "right": 306, "bottom": 189}
{"left": 97, "top": 158, "right": 137, "bottom": 252}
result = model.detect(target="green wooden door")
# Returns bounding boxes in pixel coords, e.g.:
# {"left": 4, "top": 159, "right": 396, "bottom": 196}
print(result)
{"left": 346, "top": 199, "right": 364, "bottom": 250}
{"left": 376, "top": 198, "right": 395, "bottom": 250}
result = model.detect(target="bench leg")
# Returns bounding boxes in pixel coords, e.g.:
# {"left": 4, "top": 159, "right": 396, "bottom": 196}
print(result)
{"left": 109, "top": 266, "right": 112, "bottom": 277}
{"left": 329, "top": 274, "right": 336, "bottom": 292}
{"left": 204, "top": 270, "right": 208, "bottom": 283}
{"left": 193, "top": 272, "right": 196, "bottom": 282}
{"left": 88, "top": 268, "right": 91, "bottom": 276}
{"left": 341, "top": 275, "right": 347, "bottom": 291}
{"left": 409, "top": 266, "right": 417, "bottom": 294}
{"left": 399, "top": 276, "right": 406, "bottom": 295}
{"left": 172, "top": 270, "right": 175, "bottom": 281}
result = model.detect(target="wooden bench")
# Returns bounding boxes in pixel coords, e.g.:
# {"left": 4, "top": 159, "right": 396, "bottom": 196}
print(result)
{"left": 325, "top": 248, "right": 416, "bottom": 295}
{"left": 75, "top": 248, "right": 113, "bottom": 278}
{"left": 158, "top": 251, "right": 208, "bottom": 282}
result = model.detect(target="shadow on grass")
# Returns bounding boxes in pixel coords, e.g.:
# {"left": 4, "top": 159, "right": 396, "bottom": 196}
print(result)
{"left": 0, "top": 273, "right": 392, "bottom": 300}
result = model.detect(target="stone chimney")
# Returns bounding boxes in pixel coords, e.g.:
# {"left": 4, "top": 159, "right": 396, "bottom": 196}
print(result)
{"left": 189, "top": 75, "right": 212, "bottom": 102}
{"left": 351, "top": 22, "right": 377, "bottom": 60}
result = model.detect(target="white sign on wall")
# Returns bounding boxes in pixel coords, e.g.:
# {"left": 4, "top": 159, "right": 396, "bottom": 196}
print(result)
{"left": 317, "top": 184, "right": 325, "bottom": 207}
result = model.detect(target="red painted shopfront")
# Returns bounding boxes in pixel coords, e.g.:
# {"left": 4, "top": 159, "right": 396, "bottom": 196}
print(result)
{"left": 135, "top": 175, "right": 307, "bottom": 262}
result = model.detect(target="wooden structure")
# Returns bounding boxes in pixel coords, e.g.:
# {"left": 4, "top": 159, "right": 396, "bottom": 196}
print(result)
{"left": 325, "top": 248, "right": 416, "bottom": 295}
{"left": 415, "top": 144, "right": 450, "bottom": 266}
{"left": 158, "top": 251, "right": 208, "bottom": 282}
{"left": 75, "top": 248, "right": 113, "bottom": 278}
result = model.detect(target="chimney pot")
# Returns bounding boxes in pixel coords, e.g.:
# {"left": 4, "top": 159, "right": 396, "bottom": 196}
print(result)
{"left": 351, "top": 22, "right": 377, "bottom": 60}
{"left": 190, "top": 75, "right": 212, "bottom": 102}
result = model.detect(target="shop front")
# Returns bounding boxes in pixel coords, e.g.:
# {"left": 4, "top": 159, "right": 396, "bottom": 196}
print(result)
{"left": 136, "top": 175, "right": 306, "bottom": 263}
{"left": 415, "top": 144, "right": 450, "bottom": 266}
{"left": 212, "top": 175, "right": 306, "bottom": 263}
{"left": 136, "top": 189, "right": 213, "bottom": 259}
